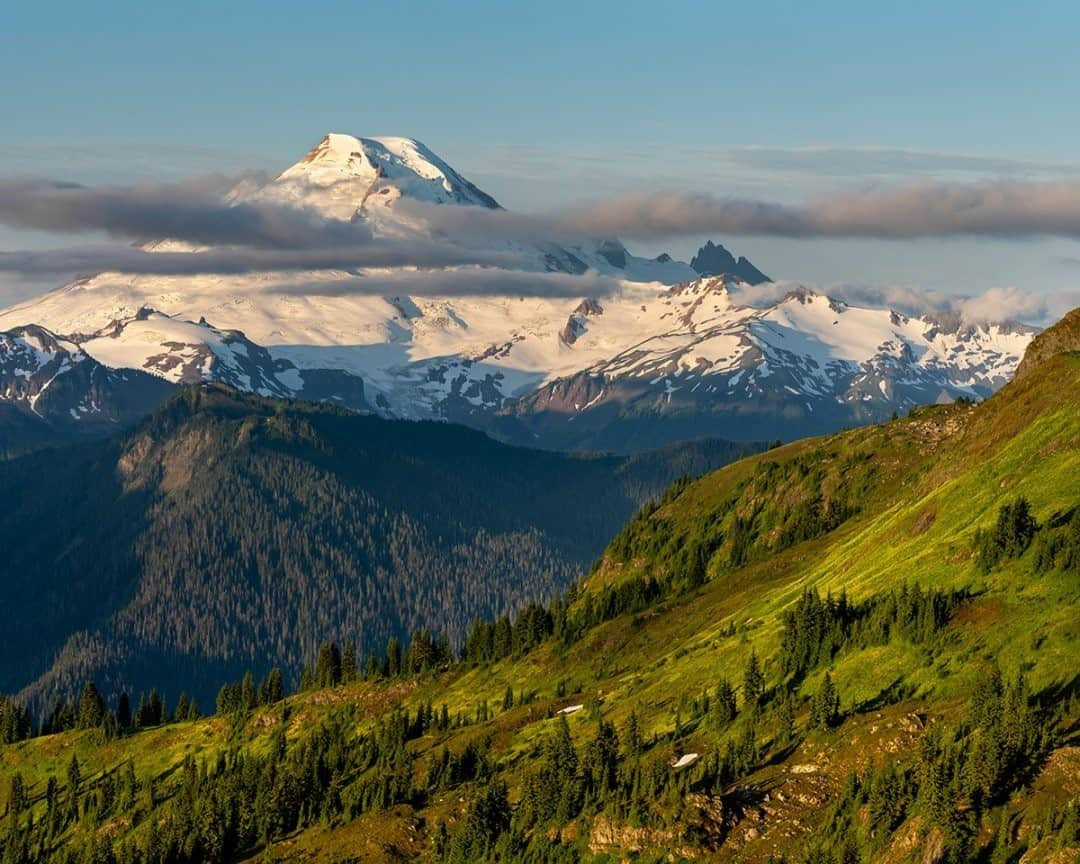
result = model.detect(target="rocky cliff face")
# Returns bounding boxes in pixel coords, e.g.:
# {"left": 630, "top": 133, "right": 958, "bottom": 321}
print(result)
{"left": 691, "top": 240, "right": 770, "bottom": 284}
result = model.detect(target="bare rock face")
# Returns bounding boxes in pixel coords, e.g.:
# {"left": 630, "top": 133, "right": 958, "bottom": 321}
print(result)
{"left": 691, "top": 240, "right": 770, "bottom": 284}
{"left": 574, "top": 298, "right": 604, "bottom": 317}
{"left": 560, "top": 298, "right": 605, "bottom": 345}
{"left": 921, "top": 827, "right": 946, "bottom": 864}
{"left": 559, "top": 320, "right": 582, "bottom": 345}
{"left": 588, "top": 795, "right": 726, "bottom": 858}
{"left": 596, "top": 240, "right": 628, "bottom": 269}
{"left": 587, "top": 813, "right": 677, "bottom": 854}
{"left": 683, "top": 793, "right": 727, "bottom": 845}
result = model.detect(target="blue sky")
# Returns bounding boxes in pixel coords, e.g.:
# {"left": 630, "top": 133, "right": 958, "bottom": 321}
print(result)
{"left": 2, "top": 0, "right": 1079, "bottom": 310}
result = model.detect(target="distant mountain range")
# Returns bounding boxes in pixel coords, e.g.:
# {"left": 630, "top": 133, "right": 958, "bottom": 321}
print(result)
{"left": 0, "top": 134, "right": 1037, "bottom": 454}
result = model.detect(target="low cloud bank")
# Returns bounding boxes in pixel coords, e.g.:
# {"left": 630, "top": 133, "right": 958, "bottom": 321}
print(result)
{"left": 555, "top": 181, "right": 1080, "bottom": 241}
{"left": 9, "top": 176, "right": 1080, "bottom": 251}
{"left": 0, "top": 174, "right": 1078, "bottom": 315}
{"left": 0, "top": 176, "right": 364, "bottom": 249}
{"left": 0, "top": 242, "right": 524, "bottom": 277}
{"left": 259, "top": 267, "right": 625, "bottom": 299}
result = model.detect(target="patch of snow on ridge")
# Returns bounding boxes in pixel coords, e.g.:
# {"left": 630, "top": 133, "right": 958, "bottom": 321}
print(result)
{"left": 83, "top": 314, "right": 241, "bottom": 383}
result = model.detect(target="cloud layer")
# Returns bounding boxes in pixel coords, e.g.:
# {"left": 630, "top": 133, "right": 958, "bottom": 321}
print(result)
{"left": 261, "top": 268, "right": 625, "bottom": 299}
{"left": 0, "top": 173, "right": 1078, "bottom": 316}
{"left": 8, "top": 176, "right": 1080, "bottom": 254}
{"left": 556, "top": 181, "right": 1080, "bottom": 241}
{"left": 0, "top": 242, "right": 524, "bottom": 277}
{"left": 0, "top": 176, "right": 371, "bottom": 249}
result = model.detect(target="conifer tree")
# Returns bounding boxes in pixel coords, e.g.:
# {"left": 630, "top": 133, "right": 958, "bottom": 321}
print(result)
{"left": 711, "top": 678, "right": 738, "bottom": 729}
{"left": 743, "top": 650, "right": 766, "bottom": 709}
{"left": 385, "top": 637, "right": 402, "bottom": 678}
{"left": 265, "top": 667, "right": 285, "bottom": 704}
{"left": 315, "top": 642, "right": 343, "bottom": 687}
{"left": 77, "top": 682, "right": 105, "bottom": 729}
{"left": 548, "top": 716, "right": 579, "bottom": 783}
{"left": 342, "top": 641, "right": 357, "bottom": 683}
{"left": 445, "top": 781, "right": 510, "bottom": 864}
{"left": 0, "top": 696, "right": 32, "bottom": 743}
{"left": 810, "top": 671, "right": 840, "bottom": 729}
{"left": 241, "top": 672, "right": 257, "bottom": 710}
{"left": 66, "top": 754, "right": 81, "bottom": 797}
{"left": 493, "top": 617, "right": 513, "bottom": 659}
{"left": 408, "top": 629, "right": 436, "bottom": 672}
{"left": 7, "top": 772, "right": 26, "bottom": 822}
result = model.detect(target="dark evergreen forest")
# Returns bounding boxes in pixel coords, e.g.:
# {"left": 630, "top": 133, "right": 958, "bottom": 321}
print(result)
{"left": 0, "top": 385, "right": 754, "bottom": 715}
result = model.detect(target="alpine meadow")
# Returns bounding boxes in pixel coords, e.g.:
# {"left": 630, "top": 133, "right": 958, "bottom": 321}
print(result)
{"left": 2, "top": 4, "right": 1080, "bottom": 863}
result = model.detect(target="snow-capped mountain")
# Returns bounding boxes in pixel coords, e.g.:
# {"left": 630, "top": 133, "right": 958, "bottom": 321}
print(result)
{"left": 0, "top": 324, "right": 173, "bottom": 454}
{"left": 493, "top": 280, "right": 1034, "bottom": 449}
{"left": 245, "top": 133, "right": 502, "bottom": 219}
{"left": 233, "top": 133, "right": 697, "bottom": 281}
{"left": 0, "top": 134, "right": 1037, "bottom": 453}
{"left": 74, "top": 308, "right": 368, "bottom": 408}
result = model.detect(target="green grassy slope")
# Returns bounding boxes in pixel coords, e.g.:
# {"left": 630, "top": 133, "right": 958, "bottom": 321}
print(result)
{"left": 1, "top": 342, "right": 1078, "bottom": 864}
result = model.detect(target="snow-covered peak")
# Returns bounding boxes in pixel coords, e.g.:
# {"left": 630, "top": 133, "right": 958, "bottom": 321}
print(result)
{"left": 0, "top": 321, "right": 176, "bottom": 434}
{"left": 668, "top": 276, "right": 737, "bottom": 301}
{"left": 0, "top": 324, "right": 88, "bottom": 417}
{"left": 252, "top": 133, "right": 500, "bottom": 221}
{"left": 659, "top": 277, "right": 740, "bottom": 330}
{"left": 665, "top": 278, "right": 743, "bottom": 304}
{"left": 0, "top": 324, "right": 82, "bottom": 371}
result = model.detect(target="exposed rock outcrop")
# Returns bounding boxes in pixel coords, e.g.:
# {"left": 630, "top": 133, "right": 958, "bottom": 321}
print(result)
{"left": 690, "top": 240, "right": 770, "bottom": 284}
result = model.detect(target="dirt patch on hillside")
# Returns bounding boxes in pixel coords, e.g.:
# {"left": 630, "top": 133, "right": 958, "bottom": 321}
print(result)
{"left": 910, "top": 507, "right": 937, "bottom": 536}
{"left": 951, "top": 596, "right": 1006, "bottom": 629}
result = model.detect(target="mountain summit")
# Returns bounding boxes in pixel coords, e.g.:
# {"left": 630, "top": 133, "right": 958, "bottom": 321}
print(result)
{"left": 247, "top": 133, "right": 502, "bottom": 221}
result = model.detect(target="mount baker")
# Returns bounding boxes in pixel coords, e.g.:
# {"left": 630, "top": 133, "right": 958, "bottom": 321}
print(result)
{"left": 0, "top": 133, "right": 1035, "bottom": 453}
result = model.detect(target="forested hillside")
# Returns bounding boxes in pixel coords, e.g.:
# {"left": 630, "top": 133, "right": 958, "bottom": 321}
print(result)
{"left": 0, "top": 313, "right": 1077, "bottom": 864}
{"left": 0, "top": 385, "right": 754, "bottom": 716}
